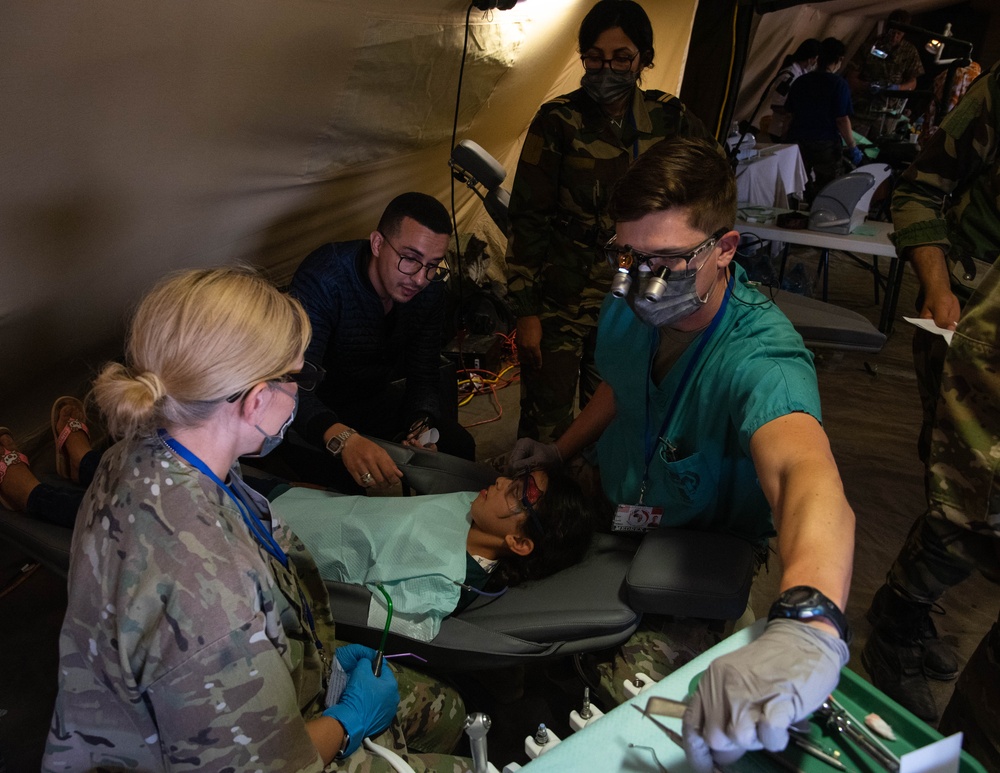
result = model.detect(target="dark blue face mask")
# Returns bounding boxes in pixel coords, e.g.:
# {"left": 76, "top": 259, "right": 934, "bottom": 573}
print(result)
{"left": 245, "top": 386, "right": 297, "bottom": 458}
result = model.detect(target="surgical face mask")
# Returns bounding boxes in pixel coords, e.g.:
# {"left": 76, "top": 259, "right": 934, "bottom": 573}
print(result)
{"left": 581, "top": 68, "right": 638, "bottom": 106}
{"left": 246, "top": 386, "right": 297, "bottom": 458}
{"left": 627, "top": 267, "right": 706, "bottom": 328}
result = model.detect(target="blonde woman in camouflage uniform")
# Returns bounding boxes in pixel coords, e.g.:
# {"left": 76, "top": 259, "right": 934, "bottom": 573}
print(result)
{"left": 505, "top": 0, "right": 712, "bottom": 443}
{"left": 865, "top": 60, "right": 1000, "bottom": 769}
{"left": 42, "top": 267, "right": 468, "bottom": 772}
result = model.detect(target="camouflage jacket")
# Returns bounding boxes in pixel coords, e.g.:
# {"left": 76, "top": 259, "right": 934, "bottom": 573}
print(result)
{"left": 505, "top": 85, "right": 712, "bottom": 321}
{"left": 43, "top": 435, "right": 336, "bottom": 772}
{"left": 891, "top": 60, "right": 1000, "bottom": 265}
{"left": 848, "top": 34, "right": 924, "bottom": 119}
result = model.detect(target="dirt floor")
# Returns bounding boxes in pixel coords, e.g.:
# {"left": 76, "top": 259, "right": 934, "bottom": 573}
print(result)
{"left": 1, "top": 245, "right": 996, "bottom": 771}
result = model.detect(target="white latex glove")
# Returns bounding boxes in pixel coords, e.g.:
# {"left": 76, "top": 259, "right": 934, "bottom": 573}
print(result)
{"left": 682, "top": 618, "right": 849, "bottom": 773}
{"left": 507, "top": 437, "right": 561, "bottom": 475}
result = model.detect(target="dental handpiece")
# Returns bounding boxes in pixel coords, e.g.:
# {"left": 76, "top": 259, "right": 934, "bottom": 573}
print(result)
{"left": 463, "top": 713, "right": 492, "bottom": 773}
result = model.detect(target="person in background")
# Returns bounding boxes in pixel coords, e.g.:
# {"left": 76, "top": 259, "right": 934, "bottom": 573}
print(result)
{"left": 42, "top": 267, "right": 469, "bottom": 772}
{"left": 287, "top": 192, "right": 476, "bottom": 493}
{"left": 764, "top": 38, "right": 820, "bottom": 140}
{"left": 510, "top": 136, "right": 855, "bottom": 773}
{"left": 845, "top": 8, "right": 924, "bottom": 138}
{"left": 865, "top": 60, "right": 1000, "bottom": 769}
{"left": 786, "top": 37, "right": 863, "bottom": 201}
{"left": 505, "top": 0, "right": 712, "bottom": 445}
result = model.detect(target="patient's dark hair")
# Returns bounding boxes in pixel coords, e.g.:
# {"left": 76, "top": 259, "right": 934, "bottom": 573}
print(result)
{"left": 492, "top": 466, "right": 594, "bottom": 588}
{"left": 377, "top": 192, "right": 452, "bottom": 238}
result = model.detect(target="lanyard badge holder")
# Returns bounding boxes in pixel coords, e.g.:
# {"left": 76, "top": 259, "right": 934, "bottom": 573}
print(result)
{"left": 612, "top": 276, "right": 734, "bottom": 533}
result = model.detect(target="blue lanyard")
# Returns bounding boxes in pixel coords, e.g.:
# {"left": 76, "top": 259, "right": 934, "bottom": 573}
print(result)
{"left": 157, "top": 429, "right": 328, "bottom": 667}
{"left": 639, "top": 274, "right": 735, "bottom": 502}
{"left": 158, "top": 429, "right": 288, "bottom": 568}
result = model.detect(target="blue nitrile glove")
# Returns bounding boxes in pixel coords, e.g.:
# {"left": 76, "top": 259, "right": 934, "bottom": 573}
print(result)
{"left": 334, "top": 642, "right": 376, "bottom": 673}
{"left": 849, "top": 145, "right": 864, "bottom": 166}
{"left": 322, "top": 653, "right": 400, "bottom": 758}
{"left": 682, "top": 619, "right": 849, "bottom": 773}
{"left": 507, "top": 437, "right": 561, "bottom": 475}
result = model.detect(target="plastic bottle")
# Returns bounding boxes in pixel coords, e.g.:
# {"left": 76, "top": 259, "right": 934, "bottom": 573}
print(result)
{"left": 726, "top": 120, "right": 742, "bottom": 151}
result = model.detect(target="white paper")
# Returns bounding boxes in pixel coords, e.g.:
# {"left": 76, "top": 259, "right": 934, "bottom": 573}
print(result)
{"left": 899, "top": 732, "right": 963, "bottom": 773}
{"left": 904, "top": 316, "right": 955, "bottom": 346}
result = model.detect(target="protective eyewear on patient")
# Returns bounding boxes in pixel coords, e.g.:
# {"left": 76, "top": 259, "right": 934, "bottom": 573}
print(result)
{"left": 379, "top": 232, "right": 451, "bottom": 283}
{"left": 603, "top": 229, "right": 727, "bottom": 279}
{"left": 505, "top": 473, "right": 545, "bottom": 535}
{"left": 225, "top": 361, "right": 326, "bottom": 403}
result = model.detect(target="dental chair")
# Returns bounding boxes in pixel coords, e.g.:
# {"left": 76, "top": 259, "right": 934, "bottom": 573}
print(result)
{"left": 0, "top": 440, "right": 755, "bottom": 672}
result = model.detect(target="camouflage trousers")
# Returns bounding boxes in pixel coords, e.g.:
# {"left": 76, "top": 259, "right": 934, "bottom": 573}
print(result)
{"left": 595, "top": 615, "right": 726, "bottom": 706}
{"left": 890, "top": 269, "right": 1000, "bottom": 771}
{"left": 517, "top": 311, "right": 600, "bottom": 443}
{"left": 328, "top": 658, "right": 470, "bottom": 772}
{"left": 891, "top": 270, "right": 1000, "bottom": 602}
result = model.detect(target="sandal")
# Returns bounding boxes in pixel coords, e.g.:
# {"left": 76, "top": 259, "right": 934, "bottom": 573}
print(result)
{"left": 51, "top": 396, "right": 91, "bottom": 480}
{"left": 0, "top": 428, "right": 30, "bottom": 511}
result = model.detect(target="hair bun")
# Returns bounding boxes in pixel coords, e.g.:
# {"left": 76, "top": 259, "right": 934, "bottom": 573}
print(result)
{"left": 133, "top": 370, "right": 167, "bottom": 404}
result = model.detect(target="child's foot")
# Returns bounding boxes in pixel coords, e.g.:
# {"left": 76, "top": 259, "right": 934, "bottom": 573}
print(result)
{"left": 0, "top": 429, "right": 41, "bottom": 512}
{"left": 51, "top": 397, "right": 92, "bottom": 484}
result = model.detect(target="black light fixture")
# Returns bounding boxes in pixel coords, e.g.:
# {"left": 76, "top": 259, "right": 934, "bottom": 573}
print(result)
{"left": 472, "top": 0, "right": 523, "bottom": 10}
{"left": 449, "top": 140, "right": 511, "bottom": 235}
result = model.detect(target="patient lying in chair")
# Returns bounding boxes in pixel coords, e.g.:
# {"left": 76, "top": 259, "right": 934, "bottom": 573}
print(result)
{"left": 270, "top": 467, "right": 593, "bottom": 641}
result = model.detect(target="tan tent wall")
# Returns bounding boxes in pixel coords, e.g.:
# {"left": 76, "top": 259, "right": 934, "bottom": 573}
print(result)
{"left": 1, "top": 0, "right": 698, "bottom": 439}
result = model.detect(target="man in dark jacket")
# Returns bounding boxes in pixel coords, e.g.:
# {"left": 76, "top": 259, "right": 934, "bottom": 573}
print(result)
{"left": 286, "top": 192, "right": 475, "bottom": 491}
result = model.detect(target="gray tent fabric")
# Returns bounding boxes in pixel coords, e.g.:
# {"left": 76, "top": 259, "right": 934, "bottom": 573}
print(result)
{"left": 0, "top": 0, "right": 698, "bottom": 438}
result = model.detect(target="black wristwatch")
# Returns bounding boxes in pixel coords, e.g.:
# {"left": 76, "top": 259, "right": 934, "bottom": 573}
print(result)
{"left": 768, "top": 585, "right": 852, "bottom": 644}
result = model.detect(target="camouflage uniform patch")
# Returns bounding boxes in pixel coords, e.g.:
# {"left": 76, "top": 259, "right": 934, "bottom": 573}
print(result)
{"left": 505, "top": 85, "right": 713, "bottom": 441}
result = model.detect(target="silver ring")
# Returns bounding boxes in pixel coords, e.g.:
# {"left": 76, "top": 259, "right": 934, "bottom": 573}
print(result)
{"left": 361, "top": 472, "right": 374, "bottom": 485}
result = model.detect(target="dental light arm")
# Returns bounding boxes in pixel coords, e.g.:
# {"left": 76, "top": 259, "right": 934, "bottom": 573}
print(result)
{"left": 449, "top": 139, "right": 511, "bottom": 235}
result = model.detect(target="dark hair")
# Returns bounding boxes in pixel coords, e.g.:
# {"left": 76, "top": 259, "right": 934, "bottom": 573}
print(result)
{"left": 818, "top": 37, "right": 846, "bottom": 69}
{"left": 492, "top": 466, "right": 594, "bottom": 588}
{"left": 887, "top": 8, "right": 911, "bottom": 25}
{"left": 781, "top": 38, "right": 820, "bottom": 68}
{"left": 608, "top": 136, "right": 735, "bottom": 235}
{"left": 579, "top": 0, "right": 654, "bottom": 68}
{"left": 377, "top": 192, "right": 451, "bottom": 238}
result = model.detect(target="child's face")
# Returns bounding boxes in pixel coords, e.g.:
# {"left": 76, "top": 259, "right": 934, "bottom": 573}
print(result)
{"left": 469, "top": 470, "right": 549, "bottom": 545}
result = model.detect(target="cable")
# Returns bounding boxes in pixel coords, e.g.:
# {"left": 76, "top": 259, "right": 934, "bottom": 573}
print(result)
{"left": 373, "top": 584, "right": 393, "bottom": 677}
{"left": 362, "top": 739, "right": 418, "bottom": 773}
{"left": 448, "top": 2, "right": 477, "bottom": 308}
{"left": 714, "top": 2, "right": 741, "bottom": 140}
{"left": 454, "top": 580, "right": 509, "bottom": 597}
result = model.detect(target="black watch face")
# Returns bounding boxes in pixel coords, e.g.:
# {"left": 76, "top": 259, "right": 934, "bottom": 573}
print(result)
{"left": 784, "top": 586, "right": 815, "bottom": 605}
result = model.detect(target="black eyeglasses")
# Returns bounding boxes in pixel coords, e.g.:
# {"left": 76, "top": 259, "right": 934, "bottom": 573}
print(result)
{"left": 379, "top": 232, "right": 451, "bottom": 283}
{"left": 604, "top": 229, "right": 727, "bottom": 280}
{"left": 225, "top": 360, "right": 326, "bottom": 403}
{"left": 504, "top": 472, "right": 545, "bottom": 535}
{"left": 581, "top": 50, "right": 639, "bottom": 73}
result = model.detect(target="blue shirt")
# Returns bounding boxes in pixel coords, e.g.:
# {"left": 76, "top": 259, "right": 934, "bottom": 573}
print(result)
{"left": 787, "top": 70, "right": 854, "bottom": 143}
{"left": 595, "top": 266, "right": 822, "bottom": 542}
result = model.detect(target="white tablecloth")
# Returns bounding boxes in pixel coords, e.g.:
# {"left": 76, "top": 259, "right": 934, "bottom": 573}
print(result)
{"left": 735, "top": 143, "right": 808, "bottom": 209}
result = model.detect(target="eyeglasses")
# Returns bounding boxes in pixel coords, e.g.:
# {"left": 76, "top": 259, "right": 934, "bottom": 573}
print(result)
{"left": 379, "top": 232, "right": 450, "bottom": 283}
{"left": 581, "top": 50, "right": 639, "bottom": 72}
{"left": 504, "top": 472, "right": 545, "bottom": 535}
{"left": 604, "top": 229, "right": 727, "bottom": 280}
{"left": 225, "top": 360, "right": 326, "bottom": 403}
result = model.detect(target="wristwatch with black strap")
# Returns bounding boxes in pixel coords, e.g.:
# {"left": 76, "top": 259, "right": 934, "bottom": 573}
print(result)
{"left": 326, "top": 428, "right": 357, "bottom": 457}
{"left": 768, "top": 585, "right": 852, "bottom": 644}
